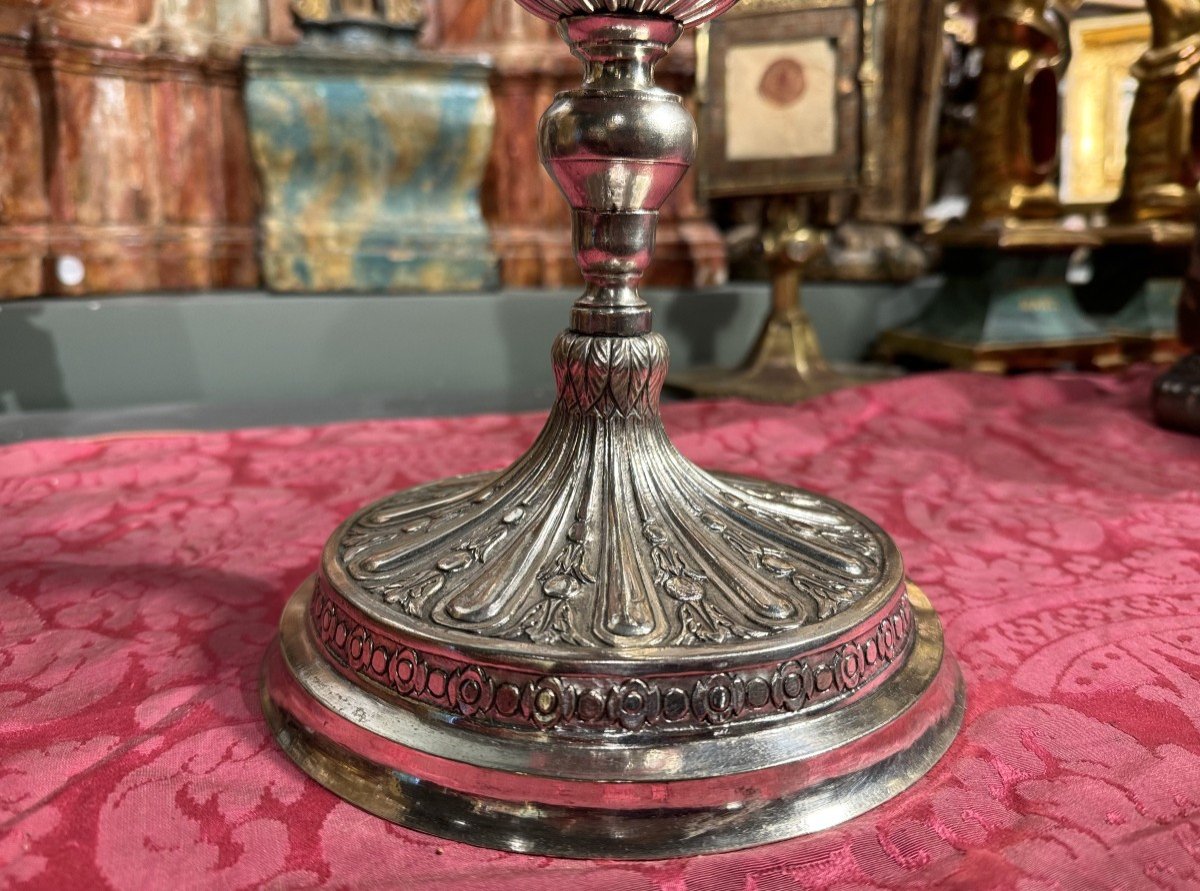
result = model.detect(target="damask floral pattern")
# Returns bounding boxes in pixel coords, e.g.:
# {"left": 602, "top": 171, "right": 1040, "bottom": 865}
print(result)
{"left": 2, "top": 368, "right": 1200, "bottom": 889}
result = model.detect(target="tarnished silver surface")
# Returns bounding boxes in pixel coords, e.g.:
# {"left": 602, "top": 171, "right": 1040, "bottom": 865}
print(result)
{"left": 335, "top": 342, "right": 894, "bottom": 655}
{"left": 263, "top": 0, "right": 964, "bottom": 859}
{"left": 541, "top": 15, "right": 698, "bottom": 336}
{"left": 264, "top": 582, "right": 963, "bottom": 858}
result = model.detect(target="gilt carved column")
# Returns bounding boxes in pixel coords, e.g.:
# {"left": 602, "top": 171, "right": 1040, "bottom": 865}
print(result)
{"left": 1094, "top": 2, "right": 1200, "bottom": 362}
{"left": 966, "top": 0, "right": 1075, "bottom": 224}
{"left": 1112, "top": 0, "right": 1200, "bottom": 222}
{"left": 879, "top": 0, "right": 1118, "bottom": 372}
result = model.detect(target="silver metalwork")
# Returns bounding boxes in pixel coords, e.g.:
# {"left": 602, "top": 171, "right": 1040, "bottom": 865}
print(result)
{"left": 262, "top": 0, "right": 964, "bottom": 859}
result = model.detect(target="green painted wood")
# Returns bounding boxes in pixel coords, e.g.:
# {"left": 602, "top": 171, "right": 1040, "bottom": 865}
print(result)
{"left": 895, "top": 248, "right": 1105, "bottom": 347}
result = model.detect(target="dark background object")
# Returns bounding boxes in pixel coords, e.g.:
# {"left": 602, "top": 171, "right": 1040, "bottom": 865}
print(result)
{"left": 1154, "top": 231, "right": 1200, "bottom": 434}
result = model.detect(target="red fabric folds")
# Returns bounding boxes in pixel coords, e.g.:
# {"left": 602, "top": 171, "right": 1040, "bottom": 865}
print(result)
{"left": 3, "top": 368, "right": 1200, "bottom": 890}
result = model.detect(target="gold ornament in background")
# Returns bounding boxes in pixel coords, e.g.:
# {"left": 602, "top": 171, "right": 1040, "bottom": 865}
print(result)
{"left": 340, "top": 0, "right": 376, "bottom": 17}
{"left": 967, "top": 0, "right": 1081, "bottom": 225}
{"left": 669, "top": 197, "right": 897, "bottom": 402}
{"left": 876, "top": 0, "right": 1120, "bottom": 372}
{"left": 1112, "top": 0, "right": 1200, "bottom": 222}
{"left": 1090, "top": 3, "right": 1200, "bottom": 365}
{"left": 685, "top": 0, "right": 941, "bottom": 403}
{"left": 1062, "top": 13, "right": 1150, "bottom": 207}
{"left": 382, "top": 0, "right": 424, "bottom": 27}
{"left": 291, "top": 0, "right": 332, "bottom": 22}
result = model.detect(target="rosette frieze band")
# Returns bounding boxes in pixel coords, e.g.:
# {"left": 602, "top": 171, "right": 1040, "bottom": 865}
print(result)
{"left": 309, "top": 577, "right": 916, "bottom": 733}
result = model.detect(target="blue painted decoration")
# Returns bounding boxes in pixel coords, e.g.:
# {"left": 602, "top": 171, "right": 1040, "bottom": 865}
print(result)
{"left": 245, "top": 44, "right": 498, "bottom": 292}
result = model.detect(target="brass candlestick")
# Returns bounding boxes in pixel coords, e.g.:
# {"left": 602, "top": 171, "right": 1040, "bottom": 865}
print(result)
{"left": 670, "top": 200, "right": 898, "bottom": 403}
{"left": 262, "top": 0, "right": 964, "bottom": 859}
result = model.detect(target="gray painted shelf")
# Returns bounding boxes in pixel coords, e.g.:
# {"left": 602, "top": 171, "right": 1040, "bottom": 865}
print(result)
{"left": 0, "top": 282, "right": 936, "bottom": 442}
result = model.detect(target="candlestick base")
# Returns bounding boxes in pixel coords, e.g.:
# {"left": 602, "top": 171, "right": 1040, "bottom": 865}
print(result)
{"left": 264, "top": 574, "right": 962, "bottom": 858}
{"left": 669, "top": 306, "right": 898, "bottom": 403}
{"left": 262, "top": 328, "right": 963, "bottom": 857}
{"left": 261, "top": 0, "right": 963, "bottom": 856}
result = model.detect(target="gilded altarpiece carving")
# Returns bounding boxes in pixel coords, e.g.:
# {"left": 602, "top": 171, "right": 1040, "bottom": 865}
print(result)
{"left": 879, "top": 0, "right": 1123, "bottom": 372}
{"left": 1113, "top": 0, "right": 1200, "bottom": 222}
{"left": 1079, "top": 3, "right": 1200, "bottom": 362}
{"left": 1062, "top": 14, "right": 1149, "bottom": 207}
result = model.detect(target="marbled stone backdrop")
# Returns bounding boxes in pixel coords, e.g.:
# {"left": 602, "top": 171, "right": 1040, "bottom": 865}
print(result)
{"left": 0, "top": 7, "right": 49, "bottom": 299}
{"left": 245, "top": 44, "right": 497, "bottom": 292}
{"left": 0, "top": 0, "right": 726, "bottom": 298}
{"left": 0, "top": 0, "right": 264, "bottom": 298}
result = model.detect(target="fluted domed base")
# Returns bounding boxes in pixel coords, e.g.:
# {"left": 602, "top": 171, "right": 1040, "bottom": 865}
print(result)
{"left": 262, "top": 330, "right": 964, "bottom": 858}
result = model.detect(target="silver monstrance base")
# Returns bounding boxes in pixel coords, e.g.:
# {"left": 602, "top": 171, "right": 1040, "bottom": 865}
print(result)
{"left": 262, "top": 0, "right": 964, "bottom": 859}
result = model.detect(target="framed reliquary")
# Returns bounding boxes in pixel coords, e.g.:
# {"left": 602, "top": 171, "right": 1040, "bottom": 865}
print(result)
{"left": 699, "top": 0, "right": 862, "bottom": 198}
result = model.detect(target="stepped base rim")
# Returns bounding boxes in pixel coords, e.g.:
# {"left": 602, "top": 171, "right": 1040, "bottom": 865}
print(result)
{"left": 261, "top": 578, "right": 964, "bottom": 858}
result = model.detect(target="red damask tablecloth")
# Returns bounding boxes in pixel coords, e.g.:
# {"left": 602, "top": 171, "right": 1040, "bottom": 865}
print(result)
{"left": 3, "top": 369, "right": 1200, "bottom": 890}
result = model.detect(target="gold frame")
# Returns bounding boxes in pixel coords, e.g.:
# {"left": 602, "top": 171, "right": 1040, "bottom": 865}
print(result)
{"left": 1062, "top": 12, "right": 1151, "bottom": 208}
